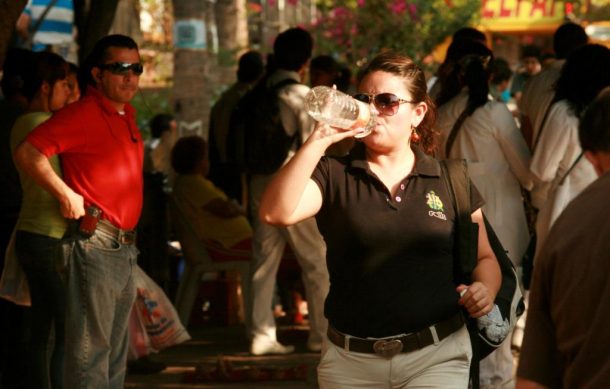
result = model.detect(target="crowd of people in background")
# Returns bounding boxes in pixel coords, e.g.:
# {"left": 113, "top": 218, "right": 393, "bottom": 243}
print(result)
{"left": 1, "top": 13, "right": 609, "bottom": 389}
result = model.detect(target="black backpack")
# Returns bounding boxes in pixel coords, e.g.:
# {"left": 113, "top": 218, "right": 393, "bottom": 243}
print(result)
{"left": 440, "top": 159, "right": 525, "bottom": 388}
{"left": 227, "top": 77, "right": 300, "bottom": 175}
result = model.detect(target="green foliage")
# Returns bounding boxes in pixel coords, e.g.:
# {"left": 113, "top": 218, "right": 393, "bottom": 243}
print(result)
{"left": 309, "top": 0, "right": 480, "bottom": 68}
{"left": 132, "top": 87, "right": 172, "bottom": 140}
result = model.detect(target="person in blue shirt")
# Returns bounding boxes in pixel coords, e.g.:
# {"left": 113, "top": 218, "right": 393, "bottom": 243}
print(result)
{"left": 16, "top": 0, "right": 75, "bottom": 60}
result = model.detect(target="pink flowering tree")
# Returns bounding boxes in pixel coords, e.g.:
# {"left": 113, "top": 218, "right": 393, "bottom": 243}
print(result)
{"left": 309, "top": 0, "right": 480, "bottom": 69}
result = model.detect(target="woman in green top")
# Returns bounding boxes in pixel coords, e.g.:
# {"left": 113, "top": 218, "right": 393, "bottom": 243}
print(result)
{"left": 10, "top": 51, "right": 71, "bottom": 389}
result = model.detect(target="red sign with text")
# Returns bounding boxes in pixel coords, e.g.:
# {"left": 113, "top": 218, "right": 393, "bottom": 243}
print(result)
{"left": 480, "top": 0, "right": 566, "bottom": 32}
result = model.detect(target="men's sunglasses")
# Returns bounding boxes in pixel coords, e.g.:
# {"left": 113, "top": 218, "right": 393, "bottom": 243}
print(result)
{"left": 98, "top": 62, "right": 144, "bottom": 76}
{"left": 353, "top": 93, "right": 415, "bottom": 116}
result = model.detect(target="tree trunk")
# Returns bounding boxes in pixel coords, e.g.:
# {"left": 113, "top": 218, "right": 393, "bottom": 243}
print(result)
{"left": 213, "top": 0, "right": 249, "bottom": 100}
{"left": 172, "top": 0, "right": 210, "bottom": 140}
{"left": 74, "top": 0, "right": 120, "bottom": 63}
{"left": 215, "top": 0, "right": 248, "bottom": 53}
{"left": 109, "top": 0, "right": 143, "bottom": 45}
{"left": 0, "top": 0, "right": 28, "bottom": 68}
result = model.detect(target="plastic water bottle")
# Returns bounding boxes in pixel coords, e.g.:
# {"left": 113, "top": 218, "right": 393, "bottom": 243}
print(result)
{"left": 460, "top": 289, "right": 510, "bottom": 343}
{"left": 476, "top": 304, "right": 510, "bottom": 343}
{"left": 305, "top": 86, "right": 376, "bottom": 138}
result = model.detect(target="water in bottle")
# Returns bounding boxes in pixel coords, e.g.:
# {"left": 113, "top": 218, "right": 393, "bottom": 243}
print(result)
{"left": 460, "top": 288, "right": 510, "bottom": 343}
{"left": 305, "top": 86, "right": 376, "bottom": 138}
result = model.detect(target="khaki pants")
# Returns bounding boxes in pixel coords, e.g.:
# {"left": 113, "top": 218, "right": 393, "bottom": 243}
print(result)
{"left": 249, "top": 174, "right": 329, "bottom": 347}
{"left": 318, "top": 325, "right": 472, "bottom": 389}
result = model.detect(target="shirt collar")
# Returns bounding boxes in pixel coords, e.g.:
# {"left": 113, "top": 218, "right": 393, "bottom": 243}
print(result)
{"left": 267, "top": 69, "right": 301, "bottom": 86}
{"left": 348, "top": 142, "right": 440, "bottom": 177}
{"left": 85, "top": 86, "right": 136, "bottom": 118}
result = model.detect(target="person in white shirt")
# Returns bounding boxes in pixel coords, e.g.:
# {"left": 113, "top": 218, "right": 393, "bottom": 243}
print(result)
{"left": 519, "top": 22, "right": 588, "bottom": 149}
{"left": 435, "top": 39, "right": 533, "bottom": 389}
{"left": 530, "top": 44, "right": 610, "bottom": 251}
{"left": 248, "top": 28, "right": 329, "bottom": 356}
{"left": 517, "top": 87, "right": 610, "bottom": 389}
{"left": 16, "top": 0, "right": 75, "bottom": 61}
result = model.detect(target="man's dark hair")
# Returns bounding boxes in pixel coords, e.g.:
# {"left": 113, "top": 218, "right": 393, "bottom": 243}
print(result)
{"left": 1, "top": 48, "right": 34, "bottom": 98}
{"left": 67, "top": 62, "right": 79, "bottom": 76}
{"left": 452, "top": 27, "right": 486, "bottom": 44}
{"left": 310, "top": 55, "right": 339, "bottom": 74}
{"left": 149, "top": 113, "right": 174, "bottom": 139}
{"left": 579, "top": 87, "right": 610, "bottom": 153}
{"left": 273, "top": 27, "right": 313, "bottom": 71}
{"left": 80, "top": 34, "right": 139, "bottom": 91}
{"left": 521, "top": 44, "right": 541, "bottom": 60}
{"left": 335, "top": 63, "right": 352, "bottom": 93}
{"left": 171, "top": 135, "right": 207, "bottom": 174}
{"left": 489, "top": 58, "right": 513, "bottom": 85}
{"left": 23, "top": 51, "right": 67, "bottom": 100}
{"left": 237, "top": 50, "right": 264, "bottom": 83}
{"left": 554, "top": 22, "right": 588, "bottom": 59}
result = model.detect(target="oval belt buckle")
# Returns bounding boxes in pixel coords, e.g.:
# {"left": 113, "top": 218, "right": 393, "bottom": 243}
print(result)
{"left": 373, "top": 339, "right": 403, "bottom": 358}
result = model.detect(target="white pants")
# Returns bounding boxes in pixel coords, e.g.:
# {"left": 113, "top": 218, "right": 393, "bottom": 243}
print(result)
{"left": 318, "top": 326, "right": 472, "bottom": 388}
{"left": 249, "top": 174, "right": 329, "bottom": 346}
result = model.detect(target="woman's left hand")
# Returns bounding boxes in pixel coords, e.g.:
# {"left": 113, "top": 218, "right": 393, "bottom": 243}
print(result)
{"left": 456, "top": 282, "right": 495, "bottom": 318}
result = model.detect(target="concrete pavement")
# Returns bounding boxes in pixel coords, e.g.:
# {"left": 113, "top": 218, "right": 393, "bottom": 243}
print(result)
{"left": 125, "top": 324, "right": 319, "bottom": 388}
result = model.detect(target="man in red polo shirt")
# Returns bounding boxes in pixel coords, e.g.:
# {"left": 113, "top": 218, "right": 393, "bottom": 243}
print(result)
{"left": 14, "top": 34, "right": 144, "bottom": 389}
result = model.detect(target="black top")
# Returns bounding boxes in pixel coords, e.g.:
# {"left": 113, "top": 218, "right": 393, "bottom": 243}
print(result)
{"left": 311, "top": 143, "right": 484, "bottom": 338}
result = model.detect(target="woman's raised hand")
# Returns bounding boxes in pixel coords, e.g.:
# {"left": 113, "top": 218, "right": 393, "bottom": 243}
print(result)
{"left": 307, "top": 121, "right": 365, "bottom": 149}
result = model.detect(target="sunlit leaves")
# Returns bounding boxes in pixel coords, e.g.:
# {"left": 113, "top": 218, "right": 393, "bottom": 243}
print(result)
{"left": 309, "top": 0, "right": 480, "bottom": 68}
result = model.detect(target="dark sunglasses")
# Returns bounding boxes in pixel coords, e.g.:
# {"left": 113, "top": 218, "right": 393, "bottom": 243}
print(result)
{"left": 98, "top": 62, "right": 144, "bottom": 76}
{"left": 353, "top": 93, "right": 415, "bottom": 116}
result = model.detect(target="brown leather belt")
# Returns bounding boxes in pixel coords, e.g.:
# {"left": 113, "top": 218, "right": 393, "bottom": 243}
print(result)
{"left": 327, "top": 312, "right": 464, "bottom": 358}
{"left": 96, "top": 220, "right": 137, "bottom": 245}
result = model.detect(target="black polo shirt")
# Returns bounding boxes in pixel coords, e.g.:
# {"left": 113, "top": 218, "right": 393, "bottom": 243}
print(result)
{"left": 311, "top": 143, "right": 484, "bottom": 338}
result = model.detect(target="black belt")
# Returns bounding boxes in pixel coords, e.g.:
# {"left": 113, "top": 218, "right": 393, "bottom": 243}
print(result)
{"left": 96, "top": 220, "right": 137, "bottom": 245}
{"left": 327, "top": 312, "right": 464, "bottom": 358}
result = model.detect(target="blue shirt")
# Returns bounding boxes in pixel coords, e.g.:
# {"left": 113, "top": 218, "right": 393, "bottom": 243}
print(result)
{"left": 25, "top": 0, "right": 74, "bottom": 48}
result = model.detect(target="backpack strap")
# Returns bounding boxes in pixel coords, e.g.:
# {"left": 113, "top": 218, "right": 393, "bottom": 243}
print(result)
{"left": 440, "top": 158, "right": 483, "bottom": 389}
{"left": 445, "top": 106, "right": 472, "bottom": 157}
{"left": 440, "top": 159, "right": 477, "bottom": 278}
{"left": 558, "top": 152, "right": 584, "bottom": 186}
{"left": 270, "top": 78, "right": 302, "bottom": 149}
{"left": 270, "top": 77, "right": 299, "bottom": 91}
{"left": 29, "top": 0, "right": 60, "bottom": 41}
{"left": 531, "top": 95, "right": 559, "bottom": 152}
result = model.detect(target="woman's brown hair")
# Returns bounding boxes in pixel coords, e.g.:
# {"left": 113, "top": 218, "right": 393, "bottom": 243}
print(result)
{"left": 358, "top": 50, "right": 437, "bottom": 154}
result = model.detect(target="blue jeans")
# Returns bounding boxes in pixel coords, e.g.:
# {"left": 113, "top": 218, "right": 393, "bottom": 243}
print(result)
{"left": 61, "top": 224, "right": 137, "bottom": 389}
{"left": 15, "top": 230, "right": 65, "bottom": 389}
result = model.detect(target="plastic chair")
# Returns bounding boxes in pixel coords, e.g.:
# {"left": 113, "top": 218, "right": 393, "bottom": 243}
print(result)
{"left": 168, "top": 195, "right": 251, "bottom": 327}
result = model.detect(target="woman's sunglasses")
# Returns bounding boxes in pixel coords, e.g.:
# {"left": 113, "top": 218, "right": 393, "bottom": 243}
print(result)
{"left": 98, "top": 62, "right": 144, "bottom": 76}
{"left": 353, "top": 93, "right": 415, "bottom": 116}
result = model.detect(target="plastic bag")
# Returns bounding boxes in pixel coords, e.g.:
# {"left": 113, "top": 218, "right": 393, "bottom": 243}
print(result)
{"left": 0, "top": 230, "right": 31, "bottom": 306}
{"left": 128, "top": 306, "right": 152, "bottom": 360}
{"left": 132, "top": 265, "right": 190, "bottom": 354}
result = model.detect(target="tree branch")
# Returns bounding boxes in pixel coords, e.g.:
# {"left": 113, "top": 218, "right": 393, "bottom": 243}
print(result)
{"left": 0, "top": 0, "right": 28, "bottom": 68}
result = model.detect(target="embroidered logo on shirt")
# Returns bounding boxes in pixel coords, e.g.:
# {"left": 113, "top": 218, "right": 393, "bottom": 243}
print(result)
{"left": 426, "top": 191, "right": 447, "bottom": 220}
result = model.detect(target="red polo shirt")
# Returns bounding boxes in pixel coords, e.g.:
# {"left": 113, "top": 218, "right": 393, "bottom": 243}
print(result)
{"left": 27, "top": 87, "right": 143, "bottom": 230}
